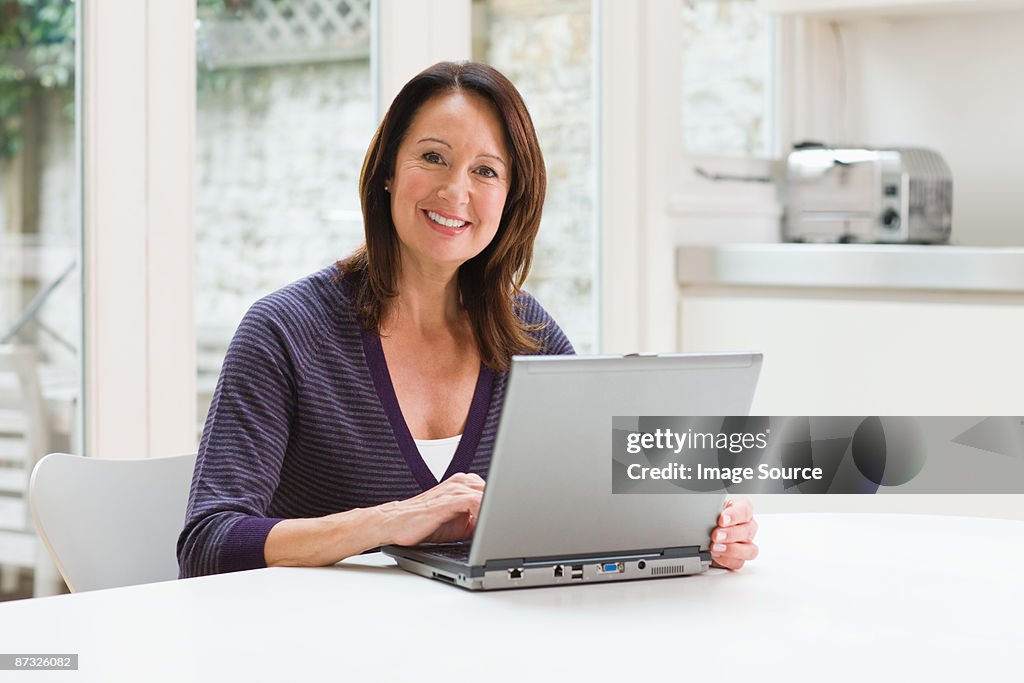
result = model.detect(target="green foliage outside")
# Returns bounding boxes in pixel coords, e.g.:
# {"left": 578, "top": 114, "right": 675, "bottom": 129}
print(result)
{"left": 0, "top": 0, "right": 75, "bottom": 162}
{"left": 0, "top": 0, "right": 302, "bottom": 161}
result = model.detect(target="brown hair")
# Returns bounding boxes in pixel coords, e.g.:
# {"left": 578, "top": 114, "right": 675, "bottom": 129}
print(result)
{"left": 337, "top": 61, "right": 547, "bottom": 371}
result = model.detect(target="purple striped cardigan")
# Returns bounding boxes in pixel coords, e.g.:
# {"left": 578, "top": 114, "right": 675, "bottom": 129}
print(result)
{"left": 177, "top": 265, "right": 573, "bottom": 578}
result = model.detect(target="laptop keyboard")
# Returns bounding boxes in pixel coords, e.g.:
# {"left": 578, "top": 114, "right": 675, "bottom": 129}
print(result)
{"left": 420, "top": 543, "right": 471, "bottom": 563}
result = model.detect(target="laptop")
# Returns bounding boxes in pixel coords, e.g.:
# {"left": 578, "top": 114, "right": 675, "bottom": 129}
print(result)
{"left": 382, "top": 352, "right": 763, "bottom": 590}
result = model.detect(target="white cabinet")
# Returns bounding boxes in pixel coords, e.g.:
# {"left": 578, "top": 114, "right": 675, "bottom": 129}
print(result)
{"left": 676, "top": 244, "right": 1024, "bottom": 415}
{"left": 680, "top": 293, "right": 1024, "bottom": 414}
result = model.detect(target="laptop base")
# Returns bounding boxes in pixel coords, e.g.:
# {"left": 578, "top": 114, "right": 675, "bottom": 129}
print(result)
{"left": 386, "top": 547, "right": 711, "bottom": 591}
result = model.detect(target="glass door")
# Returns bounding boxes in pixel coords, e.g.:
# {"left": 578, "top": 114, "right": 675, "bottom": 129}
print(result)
{"left": 0, "top": 0, "right": 80, "bottom": 600}
{"left": 194, "top": 0, "right": 375, "bottom": 434}
{"left": 472, "top": 0, "right": 599, "bottom": 353}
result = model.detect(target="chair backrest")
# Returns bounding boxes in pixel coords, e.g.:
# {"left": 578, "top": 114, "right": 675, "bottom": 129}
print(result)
{"left": 29, "top": 452, "right": 197, "bottom": 592}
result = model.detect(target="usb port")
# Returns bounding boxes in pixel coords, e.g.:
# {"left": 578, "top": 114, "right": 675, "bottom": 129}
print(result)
{"left": 598, "top": 562, "right": 624, "bottom": 574}
{"left": 571, "top": 564, "right": 584, "bottom": 580}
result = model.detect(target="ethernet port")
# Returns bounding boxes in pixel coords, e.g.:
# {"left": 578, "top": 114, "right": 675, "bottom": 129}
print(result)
{"left": 507, "top": 568, "right": 524, "bottom": 580}
{"left": 553, "top": 565, "right": 564, "bottom": 578}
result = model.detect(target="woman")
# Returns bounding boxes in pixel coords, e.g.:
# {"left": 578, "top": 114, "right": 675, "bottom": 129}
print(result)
{"left": 177, "top": 61, "right": 758, "bottom": 578}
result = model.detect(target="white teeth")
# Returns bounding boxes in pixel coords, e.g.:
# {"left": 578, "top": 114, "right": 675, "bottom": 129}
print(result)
{"left": 427, "top": 211, "right": 467, "bottom": 229}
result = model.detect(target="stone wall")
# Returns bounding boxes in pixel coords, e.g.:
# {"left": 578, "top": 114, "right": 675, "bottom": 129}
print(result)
{"left": 195, "top": 60, "right": 373, "bottom": 354}
{"left": 480, "top": 0, "right": 597, "bottom": 353}
{"left": 681, "top": 0, "right": 772, "bottom": 157}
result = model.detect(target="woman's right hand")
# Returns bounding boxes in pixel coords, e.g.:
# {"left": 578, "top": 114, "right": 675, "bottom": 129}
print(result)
{"left": 265, "top": 473, "right": 485, "bottom": 568}
{"left": 381, "top": 472, "right": 486, "bottom": 546}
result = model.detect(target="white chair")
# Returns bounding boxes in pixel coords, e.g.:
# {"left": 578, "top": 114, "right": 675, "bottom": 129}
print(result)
{"left": 29, "top": 452, "right": 197, "bottom": 592}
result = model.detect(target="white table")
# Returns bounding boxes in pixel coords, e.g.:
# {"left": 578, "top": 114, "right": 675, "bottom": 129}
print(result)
{"left": 0, "top": 513, "right": 1022, "bottom": 682}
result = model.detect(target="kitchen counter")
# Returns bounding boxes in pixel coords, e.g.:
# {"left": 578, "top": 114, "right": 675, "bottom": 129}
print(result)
{"left": 677, "top": 243, "right": 1024, "bottom": 292}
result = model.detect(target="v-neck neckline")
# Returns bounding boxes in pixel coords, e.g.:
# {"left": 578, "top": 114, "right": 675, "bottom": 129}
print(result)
{"left": 361, "top": 329, "right": 494, "bottom": 490}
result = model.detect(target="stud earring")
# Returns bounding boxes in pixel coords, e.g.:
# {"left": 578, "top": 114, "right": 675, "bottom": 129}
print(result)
{"left": 384, "top": 184, "right": 390, "bottom": 192}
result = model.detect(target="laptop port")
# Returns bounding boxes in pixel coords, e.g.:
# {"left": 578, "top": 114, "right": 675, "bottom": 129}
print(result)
{"left": 507, "top": 568, "right": 524, "bottom": 580}
{"left": 598, "top": 562, "right": 624, "bottom": 574}
{"left": 638, "top": 560, "right": 646, "bottom": 570}
{"left": 571, "top": 564, "right": 584, "bottom": 580}
{"left": 553, "top": 565, "right": 564, "bottom": 578}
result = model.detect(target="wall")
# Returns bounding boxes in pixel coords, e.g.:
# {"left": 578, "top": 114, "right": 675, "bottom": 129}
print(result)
{"left": 480, "top": 0, "right": 597, "bottom": 353}
{"left": 195, "top": 61, "right": 373, "bottom": 345}
{"left": 841, "top": 9, "right": 1024, "bottom": 246}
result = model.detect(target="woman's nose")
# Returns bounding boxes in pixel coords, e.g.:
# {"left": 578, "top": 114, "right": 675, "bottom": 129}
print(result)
{"left": 437, "top": 171, "right": 470, "bottom": 205}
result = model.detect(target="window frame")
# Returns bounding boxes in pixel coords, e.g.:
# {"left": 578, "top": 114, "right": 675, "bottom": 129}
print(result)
{"left": 81, "top": 1, "right": 196, "bottom": 458}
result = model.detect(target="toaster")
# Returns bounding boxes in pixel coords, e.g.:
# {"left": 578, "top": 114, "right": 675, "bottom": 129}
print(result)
{"left": 783, "top": 143, "right": 953, "bottom": 244}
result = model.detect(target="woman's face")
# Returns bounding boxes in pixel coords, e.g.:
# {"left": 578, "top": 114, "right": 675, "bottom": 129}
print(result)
{"left": 388, "top": 91, "right": 511, "bottom": 276}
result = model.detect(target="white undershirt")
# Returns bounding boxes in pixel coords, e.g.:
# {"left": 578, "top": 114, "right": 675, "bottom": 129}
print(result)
{"left": 414, "top": 434, "right": 462, "bottom": 481}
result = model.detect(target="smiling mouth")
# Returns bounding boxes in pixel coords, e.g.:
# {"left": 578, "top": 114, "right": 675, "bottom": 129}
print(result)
{"left": 425, "top": 210, "right": 469, "bottom": 230}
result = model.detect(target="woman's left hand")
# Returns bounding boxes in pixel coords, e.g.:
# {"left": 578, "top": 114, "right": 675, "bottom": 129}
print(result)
{"left": 710, "top": 496, "right": 759, "bottom": 571}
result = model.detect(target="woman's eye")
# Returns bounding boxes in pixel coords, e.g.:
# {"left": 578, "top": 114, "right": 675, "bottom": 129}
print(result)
{"left": 423, "top": 152, "right": 444, "bottom": 164}
{"left": 476, "top": 166, "right": 497, "bottom": 179}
